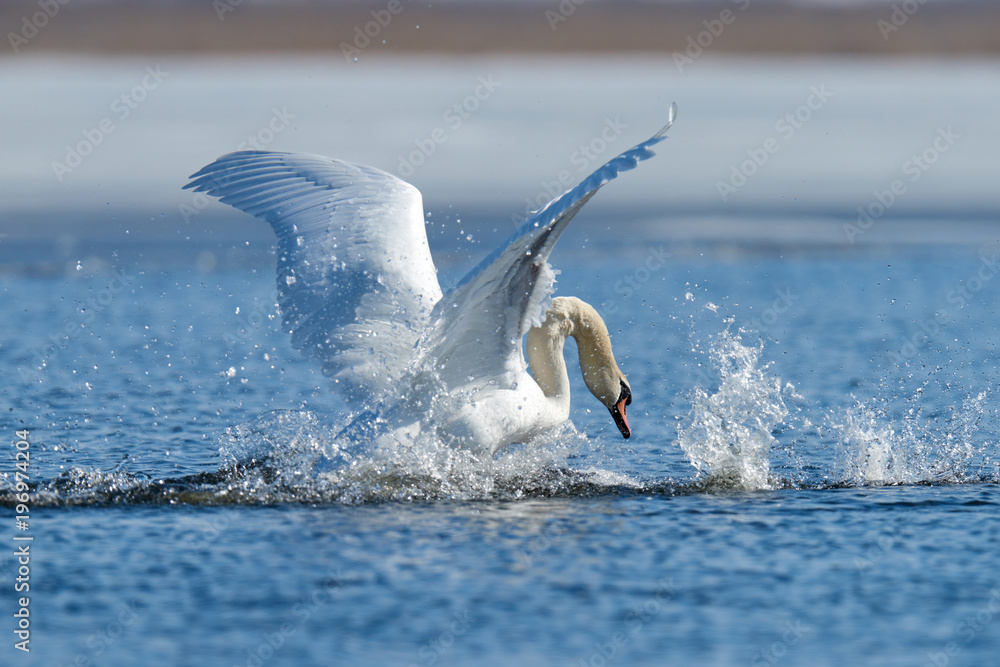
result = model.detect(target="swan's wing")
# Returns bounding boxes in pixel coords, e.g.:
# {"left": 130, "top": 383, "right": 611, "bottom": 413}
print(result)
{"left": 184, "top": 151, "right": 442, "bottom": 404}
{"left": 429, "top": 104, "right": 677, "bottom": 388}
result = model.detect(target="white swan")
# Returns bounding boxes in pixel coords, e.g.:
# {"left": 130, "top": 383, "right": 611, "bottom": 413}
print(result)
{"left": 185, "top": 103, "right": 676, "bottom": 455}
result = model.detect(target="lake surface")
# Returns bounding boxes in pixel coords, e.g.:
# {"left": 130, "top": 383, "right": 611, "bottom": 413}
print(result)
{"left": 2, "top": 55, "right": 1000, "bottom": 666}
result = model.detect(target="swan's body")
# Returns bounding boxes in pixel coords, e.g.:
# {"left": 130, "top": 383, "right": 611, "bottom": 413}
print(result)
{"left": 185, "top": 104, "right": 675, "bottom": 455}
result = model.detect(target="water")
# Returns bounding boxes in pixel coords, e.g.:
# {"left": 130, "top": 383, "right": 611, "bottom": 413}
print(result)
{"left": 4, "top": 243, "right": 1000, "bottom": 666}
{"left": 3, "top": 55, "right": 1000, "bottom": 666}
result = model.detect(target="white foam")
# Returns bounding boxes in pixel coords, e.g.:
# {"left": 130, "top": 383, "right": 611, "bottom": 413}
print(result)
{"left": 675, "top": 328, "right": 788, "bottom": 490}
{"left": 214, "top": 410, "right": 602, "bottom": 503}
{"left": 831, "top": 390, "right": 995, "bottom": 485}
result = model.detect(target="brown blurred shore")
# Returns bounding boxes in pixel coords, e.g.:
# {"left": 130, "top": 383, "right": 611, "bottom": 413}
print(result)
{"left": 2, "top": 1, "right": 999, "bottom": 57}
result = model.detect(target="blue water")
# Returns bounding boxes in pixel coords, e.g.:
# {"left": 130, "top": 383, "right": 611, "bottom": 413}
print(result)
{"left": 3, "top": 54, "right": 1000, "bottom": 666}
{"left": 3, "top": 226, "right": 1000, "bottom": 666}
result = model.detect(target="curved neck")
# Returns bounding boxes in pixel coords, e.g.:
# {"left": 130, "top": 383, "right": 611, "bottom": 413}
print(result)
{"left": 526, "top": 297, "right": 619, "bottom": 405}
{"left": 526, "top": 310, "right": 572, "bottom": 402}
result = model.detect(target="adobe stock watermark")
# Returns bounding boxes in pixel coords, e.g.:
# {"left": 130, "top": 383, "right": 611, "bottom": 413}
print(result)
{"left": 339, "top": 0, "right": 404, "bottom": 62}
{"left": 716, "top": 84, "right": 834, "bottom": 201}
{"left": 672, "top": 0, "right": 752, "bottom": 73}
{"left": 7, "top": 0, "right": 70, "bottom": 53}
{"left": 55, "top": 600, "right": 143, "bottom": 666}
{"left": 19, "top": 266, "right": 133, "bottom": 385}
{"left": 601, "top": 245, "right": 671, "bottom": 316}
{"left": 750, "top": 620, "right": 810, "bottom": 667}
{"left": 233, "top": 568, "right": 342, "bottom": 667}
{"left": 748, "top": 287, "right": 799, "bottom": 334}
{"left": 843, "top": 126, "right": 960, "bottom": 243}
{"left": 222, "top": 296, "right": 279, "bottom": 352}
{"left": 878, "top": 0, "right": 929, "bottom": 41}
{"left": 179, "top": 107, "right": 295, "bottom": 225}
{"left": 922, "top": 588, "right": 1000, "bottom": 667}
{"left": 407, "top": 609, "right": 473, "bottom": 667}
{"left": 213, "top": 0, "right": 244, "bottom": 21}
{"left": 887, "top": 250, "right": 999, "bottom": 365}
{"left": 511, "top": 116, "right": 628, "bottom": 227}
{"left": 51, "top": 65, "right": 169, "bottom": 182}
{"left": 516, "top": 521, "right": 568, "bottom": 568}
{"left": 545, "top": 0, "right": 587, "bottom": 31}
{"left": 181, "top": 508, "right": 240, "bottom": 550}
{"left": 396, "top": 75, "right": 501, "bottom": 178}
{"left": 854, "top": 521, "right": 903, "bottom": 573}
{"left": 577, "top": 578, "right": 677, "bottom": 667}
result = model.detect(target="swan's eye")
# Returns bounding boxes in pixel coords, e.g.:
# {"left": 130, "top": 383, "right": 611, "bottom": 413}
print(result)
{"left": 619, "top": 380, "right": 631, "bottom": 406}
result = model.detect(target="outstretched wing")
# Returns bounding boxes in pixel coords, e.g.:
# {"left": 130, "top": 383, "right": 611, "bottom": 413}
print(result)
{"left": 185, "top": 152, "right": 442, "bottom": 405}
{"left": 428, "top": 104, "right": 677, "bottom": 389}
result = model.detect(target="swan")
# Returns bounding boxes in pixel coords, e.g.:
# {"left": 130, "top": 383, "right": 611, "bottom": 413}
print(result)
{"left": 185, "top": 103, "right": 676, "bottom": 455}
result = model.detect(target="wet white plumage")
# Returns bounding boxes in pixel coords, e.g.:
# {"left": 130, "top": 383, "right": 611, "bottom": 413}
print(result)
{"left": 185, "top": 103, "right": 676, "bottom": 454}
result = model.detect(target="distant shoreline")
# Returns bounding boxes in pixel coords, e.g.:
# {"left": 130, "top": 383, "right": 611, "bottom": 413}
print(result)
{"left": 2, "top": 2, "right": 1000, "bottom": 57}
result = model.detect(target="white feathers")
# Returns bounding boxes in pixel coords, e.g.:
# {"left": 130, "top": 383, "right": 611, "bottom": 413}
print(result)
{"left": 185, "top": 152, "right": 440, "bottom": 404}
{"left": 185, "top": 105, "right": 676, "bottom": 452}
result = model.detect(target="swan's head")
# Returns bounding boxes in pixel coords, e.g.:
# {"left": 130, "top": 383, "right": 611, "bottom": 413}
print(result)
{"left": 583, "top": 367, "right": 632, "bottom": 439}
{"left": 532, "top": 296, "right": 634, "bottom": 439}
{"left": 611, "top": 375, "right": 632, "bottom": 439}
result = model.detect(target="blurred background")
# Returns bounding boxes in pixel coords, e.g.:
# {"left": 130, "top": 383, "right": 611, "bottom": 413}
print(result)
{"left": 7, "top": 7, "right": 1000, "bottom": 667}
{"left": 1, "top": 0, "right": 999, "bottom": 275}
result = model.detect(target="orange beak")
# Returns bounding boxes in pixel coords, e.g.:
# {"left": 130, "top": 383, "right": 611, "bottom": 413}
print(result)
{"left": 611, "top": 399, "right": 630, "bottom": 438}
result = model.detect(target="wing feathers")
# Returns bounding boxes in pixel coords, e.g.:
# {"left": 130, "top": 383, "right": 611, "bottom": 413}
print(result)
{"left": 429, "top": 105, "right": 676, "bottom": 390}
{"left": 185, "top": 151, "right": 441, "bottom": 405}
{"left": 184, "top": 105, "right": 675, "bottom": 406}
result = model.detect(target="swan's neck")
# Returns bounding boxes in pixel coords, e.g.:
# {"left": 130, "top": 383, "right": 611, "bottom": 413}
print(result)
{"left": 526, "top": 306, "right": 573, "bottom": 403}
{"left": 526, "top": 297, "right": 620, "bottom": 406}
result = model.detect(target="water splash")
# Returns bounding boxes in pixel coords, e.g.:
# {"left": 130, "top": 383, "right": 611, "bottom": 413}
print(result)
{"left": 10, "top": 334, "right": 1000, "bottom": 507}
{"left": 253, "top": 411, "right": 604, "bottom": 503}
{"left": 31, "top": 461, "right": 151, "bottom": 507}
{"left": 675, "top": 329, "right": 789, "bottom": 490}
{"left": 831, "top": 390, "right": 997, "bottom": 485}
{"left": 16, "top": 410, "right": 646, "bottom": 506}
{"left": 147, "top": 409, "right": 603, "bottom": 504}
